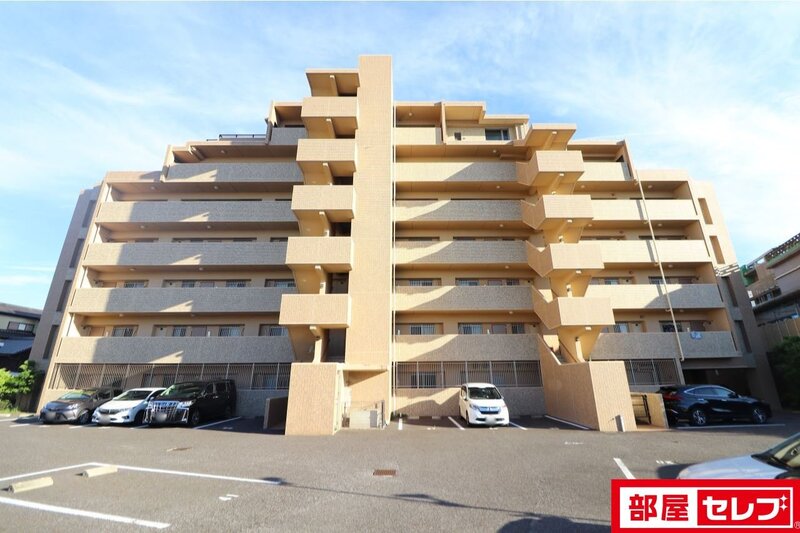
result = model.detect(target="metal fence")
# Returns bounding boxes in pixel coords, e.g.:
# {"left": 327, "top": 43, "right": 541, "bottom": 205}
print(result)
{"left": 393, "top": 361, "right": 542, "bottom": 389}
{"left": 48, "top": 363, "right": 291, "bottom": 391}
{"left": 622, "top": 359, "right": 680, "bottom": 386}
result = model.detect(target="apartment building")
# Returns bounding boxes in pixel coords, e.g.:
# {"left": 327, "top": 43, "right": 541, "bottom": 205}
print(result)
{"left": 34, "top": 55, "right": 777, "bottom": 434}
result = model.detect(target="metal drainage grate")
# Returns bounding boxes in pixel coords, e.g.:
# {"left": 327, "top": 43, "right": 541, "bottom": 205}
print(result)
{"left": 373, "top": 469, "right": 396, "bottom": 477}
{"left": 166, "top": 447, "right": 192, "bottom": 452}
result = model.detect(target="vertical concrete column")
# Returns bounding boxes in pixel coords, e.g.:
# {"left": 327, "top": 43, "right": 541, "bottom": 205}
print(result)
{"left": 285, "top": 363, "right": 343, "bottom": 436}
{"left": 344, "top": 56, "right": 394, "bottom": 416}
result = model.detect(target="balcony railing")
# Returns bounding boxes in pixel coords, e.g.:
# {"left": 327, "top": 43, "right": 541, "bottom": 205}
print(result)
{"left": 395, "top": 161, "right": 516, "bottom": 185}
{"left": 165, "top": 162, "right": 303, "bottom": 185}
{"left": 591, "top": 199, "right": 697, "bottom": 224}
{"left": 591, "top": 331, "right": 739, "bottom": 360}
{"left": 516, "top": 150, "right": 584, "bottom": 188}
{"left": 394, "top": 285, "right": 533, "bottom": 313}
{"left": 532, "top": 289, "right": 615, "bottom": 330}
{"left": 95, "top": 200, "right": 296, "bottom": 227}
{"left": 83, "top": 242, "right": 288, "bottom": 269}
{"left": 279, "top": 294, "right": 351, "bottom": 328}
{"left": 521, "top": 195, "right": 594, "bottom": 230}
{"left": 394, "top": 333, "right": 539, "bottom": 362}
{"left": 584, "top": 283, "right": 724, "bottom": 310}
{"left": 526, "top": 242, "right": 604, "bottom": 277}
{"left": 394, "top": 240, "right": 527, "bottom": 268}
{"left": 598, "top": 240, "right": 711, "bottom": 265}
{"left": 395, "top": 200, "right": 521, "bottom": 226}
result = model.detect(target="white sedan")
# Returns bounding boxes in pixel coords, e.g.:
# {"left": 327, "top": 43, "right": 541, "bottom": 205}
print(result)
{"left": 458, "top": 383, "right": 510, "bottom": 427}
{"left": 93, "top": 387, "right": 165, "bottom": 425}
{"left": 679, "top": 432, "right": 800, "bottom": 479}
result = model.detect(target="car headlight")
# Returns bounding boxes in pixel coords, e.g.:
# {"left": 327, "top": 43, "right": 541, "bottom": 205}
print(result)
{"left": 469, "top": 403, "right": 481, "bottom": 411}
{"left": 177, "top": 401, "right": 195, "bottom": 409}
{"left": 65, "top": 405, "right": 78, "bottom": 411}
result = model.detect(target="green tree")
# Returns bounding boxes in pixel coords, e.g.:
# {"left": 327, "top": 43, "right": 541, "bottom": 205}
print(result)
{"left": 0, "top": 360, "right": 39, "bottom": 409}
{"left": 769, "top": 336, "right": 800, "bottom": 409}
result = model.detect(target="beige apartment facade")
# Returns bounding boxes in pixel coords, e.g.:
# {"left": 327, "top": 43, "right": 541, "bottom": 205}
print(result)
{"left": 33, "top": 55, "right": 778, "bottom": 434}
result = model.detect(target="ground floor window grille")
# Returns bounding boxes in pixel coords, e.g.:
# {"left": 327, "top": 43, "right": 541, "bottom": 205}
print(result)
{"left": 620, "top": 359, "right": 680, "bottom": 386}
{"left": 393, "top": 361, "right": 542, "bottom": 389}
{"left": 48, "top": 363, "right": 291, "bottom": 391}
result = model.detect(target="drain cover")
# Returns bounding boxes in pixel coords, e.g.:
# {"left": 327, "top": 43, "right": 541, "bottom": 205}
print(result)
{"left": 167, "top": 447, "right": 192, "bottom": 452}
{"left": 373, "top": 469, "right": 396, "bottom": 477}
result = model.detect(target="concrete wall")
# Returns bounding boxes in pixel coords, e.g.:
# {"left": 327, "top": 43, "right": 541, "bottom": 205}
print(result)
{"left": 285, "top": 363, "right": 342, "bottom": 436}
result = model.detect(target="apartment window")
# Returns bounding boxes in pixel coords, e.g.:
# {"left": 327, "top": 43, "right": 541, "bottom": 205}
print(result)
{"left": 56, "top": 280, "right": 72, "bottom": 312}
{"left": 171, "top": 326, "right": 188, "bottom": 337}
{"left": 270, "top": 237, "right": 288, "bottom": 243}
{"left": 408, "top": 279, "right": 435, "bottom": 287}
{"left": 453, "top": 236, "right": 476, "bottom": 241}
{"left": 505, "top": 279, "right": 521, "bottom": 286}
{"left": 199, "top": 280, "right": 215, "bottom": 288}
{"left": 490, "top": 324, "right": 507, "bottom": 334}
{"left": 487, "top": 279, "right": 503, "bottom": 286}
{"left": 266, "top": 279, "right": 296, "bottom": 288}
{"left": 123, "top": 280, "right": 147, "bottom": 288}
{"left": 649, "top": 277, "right": 665, "bottom": 285}
{"left": 510, "top": 323, "right": 526, "bottom": 334}
{"left": 409, "top": 324, "right": 436, "bottom": 335}
{"left": 43, "top": 325, "right": 59, "bottom": 359}
{"left": 81, "top": 200, "right": 96, "bottom": 227}
{"left": 225, "top": 280, "right": 248, "bottom": 288}
{"left": 613, "top": 323, "right": 630, "bottom": 333}
{"left": 181, "top": 280, "right": 196, "bottom": 288}
{"left": 259, "top": 325, "right": 288, "bottom": 337}
{"left": 190, "top": 326, "right": 208, "bottom": 337}
{"left": 453, "top": 132, "right": 462, "bottom": 141}
{"left": 6, "top": 321, "right": 32, "bottom": 332}
{"left": 456, "top": 279, "right": 480, "bottom": 287}
{"left": 485, "top": 129, "right": 510, "bottom": 141}
{"left": 459, "top": 323, "right": 482, "bottom": 335}
{"left": 69, "top": 238, "right": 85, "bottom": 268}
{"left": 735, "top": 320, "right": 752, "bottom": 353}
{"left": 660, "top": 321, "right": 684, "bottom": 333}
{"left": 111, "top": 326, "right": 136, "bottom": 337}
{"left": 219, "top": 325, "right": 244, "bottom": 337}
{"left": 395, "top": 236, "right": 440, "bottom": 242}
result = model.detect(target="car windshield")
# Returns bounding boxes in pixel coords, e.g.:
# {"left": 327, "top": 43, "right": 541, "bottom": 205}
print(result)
{"left": 757, "top": 433, "right": 800, "bottom": 469}
{"left": 59, "top": 391, "right": 93, "bottom": 400}
{"left": 468, "top": 387, "right": 501, "bottom": 400}
{"left": 158, "top": 383, "right": 203, "bottom": 399}
{"left": 114, "top": 390, "right": 153, "bottom": 401}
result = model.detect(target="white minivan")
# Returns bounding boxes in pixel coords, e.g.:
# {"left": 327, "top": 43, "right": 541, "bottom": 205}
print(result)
{"left": 458, "top": 383, "right": 510, "bottom": 427}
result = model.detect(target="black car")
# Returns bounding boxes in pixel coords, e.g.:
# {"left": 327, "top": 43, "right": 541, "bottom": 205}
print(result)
{"left": 659, "top": 385, "right": 771, "bottom": 427}
{"left": 143, "top": 380, "right": 237, "bottom": 427}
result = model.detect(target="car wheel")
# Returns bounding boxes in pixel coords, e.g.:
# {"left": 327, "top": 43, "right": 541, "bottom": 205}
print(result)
{"left": 133, "top": 410, "right": 145, "bottom": 425}
{"left": 751, "top": 407, "right": 768, "bottom": 424}
{"left": 77, "top": 411, "right": 90, "bottom": 425}
{"left": 689, "top": 408, "right": 708, "bottom": 427}
{"left": 188, "top": 409, "right": 202, "bottom": 427}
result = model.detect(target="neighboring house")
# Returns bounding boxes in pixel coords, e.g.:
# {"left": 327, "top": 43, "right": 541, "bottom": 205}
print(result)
{"left": 34, "top": 55, "right": 778, "bottom": 434}
{"left": 742, "top": 232, "right": 800, "bottom": 348}
{"left": 0, "top": 303, "right": 42, "bottom": 370}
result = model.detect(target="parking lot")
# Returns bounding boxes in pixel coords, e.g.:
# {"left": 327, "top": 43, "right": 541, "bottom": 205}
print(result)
{"left": 1, "top": 412, "right": 798, "bottom": 532}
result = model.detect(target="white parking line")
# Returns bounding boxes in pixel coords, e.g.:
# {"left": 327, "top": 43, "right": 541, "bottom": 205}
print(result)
{"left": 544, "top": 415, "right": 590, "bottom": 430}
{"left": 103, "top": 463, "right": 282, "bottom": 485}
{"left": 8, "top": 424, "right": 29, "bottom": 428}
{"left": 676, "top": 423, "right": 785, "bottom": 430}
{"left": 194, "top": 417, "right": 241, "bottom": 430}
{"left": 398, "top": 418, "right": 403, "bottom": 431}
{"left": 0, "top": 463, "right": 98, "bottom": 483}
{"left": 613, "top": 458, "right": 635, "bottom": 479}
{"left": 0, "top": 495, "right": 169, "bottom": 529}
{"left": 509, "top": 422, "right": 528, "bottom": 431}
{"left": 447, "top": 416, "right": 465, "bottom": 431}
{"left": 69, "top": 424, "right": 97, "bottom": 430}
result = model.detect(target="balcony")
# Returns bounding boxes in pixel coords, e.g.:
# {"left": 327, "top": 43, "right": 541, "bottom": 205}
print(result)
{"left": 69, "top": 287, "right": 295, "bottom": 315}
{"left": 165, "top": 162, "right": 303, "bottom": 188}
{"left": 526, "top": 242, "right": 604, "bottom": 277}
{"left": 95, "top": 200, "right": 296, "bottom": 231}
{"left": 578, "top": 162, "right": 633, "bottom": 183}
{"left": 306, "top": 69, "right": 359, "bottom": 97}
{"left": 285, "top": 237, "right": 353, "bottom": 272}
{"left": 395, "top": 200, "right": 522, "bottom": 229}
{"left": 395, "top": 285, "right": 533, "bottom": 313}
{"left": 269, "top": 127, "right": 307, "bottom": 145}
{"left": 584, "top": 283, "right": 724, "bottom": 310}
{"left": 395, "top": 333, "right": 538, "bottom": 362}
{"left": 521, "top": 195, "right": 594, "bottom": 230}
{"left": 591, "top": 331, "right": 739, "bottom": 360}
{"left": 291, "top": 185, "right": 355, "bottom": 235}
{"left": 395, "top": 161, "right": 519, "bottom": 191}
{"left": 598, "top": 240, "right": 711, "bottom": 266}
{"left": 82, "top": 242, "right": 287, "bottom": 271}
{"left": 532, "top": 289, "right": 614, "bottom": 330}
{"left": 296, "top": 138, "right": 357, "bottom": 183}
{"left": 56, "top": 336, "right": 294, "bottom": 364}
{"left": 394, "top": 240, "right": 527, "bottom": 268}
{"left": 301, "top": 96, "right": 358, "bottom": 137}
{"left": 591, "top": 199, "right": 697, "bottom": 226}
{"left": 516, "top": 151, "right": 584, "bottom": 189}
{"left": 279, "top": 294, "right": 351, "bottom": 328}
{"left": 394, "top": 127, "right": 442, "bottom": 145}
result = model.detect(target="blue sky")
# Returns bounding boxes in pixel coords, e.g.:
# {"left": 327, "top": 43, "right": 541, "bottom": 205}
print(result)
{"left": 1, "top": 2, "right": 798, "bottom": 310}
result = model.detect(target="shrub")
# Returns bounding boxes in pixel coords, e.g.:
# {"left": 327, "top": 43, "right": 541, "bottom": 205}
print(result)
{"left": 768, "top": 336, "right": 800, "bottom": 409}
{"left": 0, "top": 360, "right": 39, "bottom": 409}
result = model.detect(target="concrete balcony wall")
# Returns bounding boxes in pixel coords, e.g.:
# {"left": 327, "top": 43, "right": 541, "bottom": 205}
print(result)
{"left": 269, "top": 127, "right": 307, "bottom": 145}
{"left": 296, "top": 139, "right": 357, "bottom": 165}
{"left": 516, "top": 150, "right": 584, "bottom": 186}
{"left": 394, "top": 127, "right": 442, "bottom": 145}
{"left": 584, "top": 284, "right": 724, "bottom": 310}
{"left": 166, "top": 163, "right": 303, "bottom": 184}
{"left": 301, "top": 97, "right": 358, "bottom": 119}
{"left": 291, "top": 186, "right": 355, "bottom": 219}
{"left": 394, "top": 333, "right": 539, "bottom": 362}
{"left": 70, "top": 287, "right": 295, "bottom": 315}
{"left": 579, "top": 162, "right": 632, "bottom": 182}
{"left": 394, "top": 240, "right": 527, "bottom": 267}
{"left": 285, "top": 237, "right": 353, "bottom": 270}
{"left": 598, "top": 240, "right": 711, "bottom": 265}
{"left": 96, "top": 201, "right": 296, "bottom": 225}
{"left": 83, "top": 242, "right": 288, "bottom": 268}
{"left": 395, "top": 200, "right": 520, "bottom": 224}
{"left": 591, "top": 199, "right": 697, "bottom": 223}
{"left": 533, "top": 290, "right": 615, "bottom": 329}
{"left": 394, "top": 285, "right": 533, "bottom": 313}
{"left": 56, "top": 336, "right": 294, "bottom": 364}
{"left": 522, "top": 195, "right": 594, "bottom": 230}
{"left": 591, "top": 331, "right": 739, "bottom": 359}
{"left": 395, "top": 161, "right": 516, "bottom": 184}
{"left": 279, "top": 294, "right": 351, "bottom": 327}
{"left": 526, "top": 242, "right": 604, "bottom": 277}
{"left": 637, "top": 169, "right": 691, "bottom": 182}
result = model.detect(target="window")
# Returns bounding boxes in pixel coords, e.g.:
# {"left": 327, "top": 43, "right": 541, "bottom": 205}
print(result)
{"left": 198, "top": 280, "right": 215, "bottom": 288}
{"left": 660, "top": 321, "right": 684, "bottom": 333}
{"left": 7, "top": 321, "right": 34, "bottom": 332}
{"left": 603, "top": 278, "right": 620, "bottom": 285}
{"left": 81, "top": 200, "right": 96, "bottom": 227}
{"left": 454, "top": 132, "right": 462, "bottom": 141}
{"left": 613, "top": 323, "right": 630, "bottom": 333}
{"left": 649, "top": 277, "right": 664, "bottom": 285}
{"left": 190, "top": 326, "right": 208, "bottom": 337}
{"left": 485, "top": 129, "right": 510, "bottom": 141}
{"left": 510, "top": 323, "right": 526, "bottom": 334}
{"left": 260, "top": 325, "right": 288, "bottom": 337}
{"left": 219, "top": 325, "right": 244, "bottom": 337}
{"left": 43, "top": 325, "right": 59, "bottom": 359}
{"left": 265, "top": 279, "right": 296, "bottom": 288}
{"left": 123, "top": 280, "right": 147, "bottom": 288}
{"left": 171, "top": 326, "right": 188, "bottom": 337}
{"left": 505, "top": 279, "right": 520, "bottom": 286}
{"left": 111, "top": 326, "right": 136, "bottom": 337}
{"left": 408, "top": 279, "right": 434, "bottom": 287}
{"left": 56, "top": 280, "right": 73, "bottom": 312}
{"left": 181, "top": 280, "right": 196, "bottom": 288}
{"left": 487, "top": 279, "right": 503, "bottom": 286}
{"left": 409, "top": 324, "right": 436, "bottom": 335}
{"left": 456, "top": 279, "right": 480, "bottom": 287}
{"left": 490, "top": 324, "right": 507, "bottom": 334}
{"left": 225, "top": 280, "right": 248, "bottom": 288}
{"left": 452, "top": 236, "right": 476, "bottom": 241}
{"left": 459, "top": 323, "right": 482, "bottom": 335}
{"left": 270, "top": 237, "right": 288, "bottom": 243}
{"left": 69, "top": 239, "right": 84, "bottom": 268}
